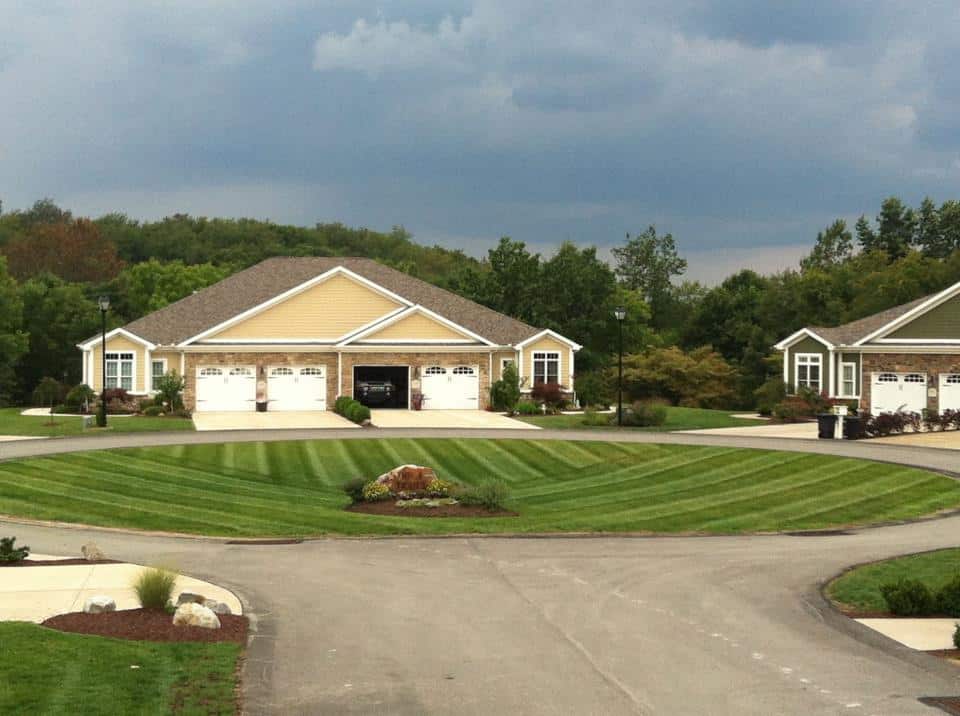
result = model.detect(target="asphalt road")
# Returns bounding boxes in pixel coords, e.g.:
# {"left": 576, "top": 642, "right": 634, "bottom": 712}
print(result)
{"left": 4, "top": 430, "right": 960, "bottom": 714}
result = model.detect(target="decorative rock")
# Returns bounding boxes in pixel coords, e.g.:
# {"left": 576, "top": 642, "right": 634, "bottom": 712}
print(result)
{"left": 176, "top": 592, "right": 206, "bottom": 606}
{"left": 172, "top": 602, "right": 221, "bottom": 630}
{"left": 81, "top": 543, "right": 105, "bottom": 561}
{"left": 204, "top": 599, "right": 232, "bottom": 615}
{"left": 83, "top": 595, "right": 116, "bottom": 613}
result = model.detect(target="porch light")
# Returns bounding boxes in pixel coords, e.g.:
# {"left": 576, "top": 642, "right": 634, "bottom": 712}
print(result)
{"left": 613, "top": 306, "right": 626, "bottom": 321}
{"left": 98, "top": 295, "right": 110, "bottom": 312}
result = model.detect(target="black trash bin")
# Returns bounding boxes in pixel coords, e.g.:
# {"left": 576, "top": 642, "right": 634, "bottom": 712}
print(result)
{"left": 816, "top": 413, "right": 838, "bottom": 439}
{"left": 256, "top": 401, "right": 268, "bottom": 413}
{"left": 842, "top": 415, "right": 864, "bottom": 440}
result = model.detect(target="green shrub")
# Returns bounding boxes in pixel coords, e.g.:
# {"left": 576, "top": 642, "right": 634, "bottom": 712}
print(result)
{"left": 772, "top": 400, "right": 806, "bottom": 423}
{"left": 142, "top": 405, "right": 164, "bottom": 417}
{"left": 582, "top": 408, "right": 612, "bottom": 426}
{"left": 754, "top": 377, "right": 787, "bottom": 416}
{"left": 50, "top": 404, "right": 70, "bottom": 415}
{"left": 342, "top": 477, "right": 367, "bottom": 503}
{"left": 362, "top": 481, "right": 391, "bottom": 502}
{"left": 32, "top": 377, "right": 65, "bottom": 410}
{"left": 515, "top": 400, "right": 541, "bottom": 416}
{"left": 334, "top": 395, "right": 354, "bottom": 415}
{"left": 346, "top": 402, "right": 371, "bottom": 424}
{"left": 0, "top": 536, "right": 30, "bottom": 563}
{"left": 879, "top": 579, "right": 934, "bottom": 616}
{"left": 132, "top": 567, "right": 177, "bottom": 610}
{"left": 65, "top": 383, "right": 96, "bottom": 410}
{"left": 936, "top": 575, "right": 960, "bottom": 617}
{"left": 620, "top": 401, "right": 667, "bottom": 427}
{"left": 456, "top": 479, "right": 510, "bottom": 510}
{"left": 954, "top": 623, "right": 960, "bottom": 650}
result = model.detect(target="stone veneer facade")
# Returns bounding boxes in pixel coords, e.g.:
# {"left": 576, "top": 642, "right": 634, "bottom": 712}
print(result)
{"left": 860, "top": 352, "right": 960, "bottom": 413}
{"left": 182, "top": 350, "right": 492, "bottom": 411}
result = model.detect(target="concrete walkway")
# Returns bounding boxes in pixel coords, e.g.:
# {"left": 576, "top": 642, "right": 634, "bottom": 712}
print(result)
{"left": 857, "top": 618, "right": 960, "bottom": 651}
{"left": 0, "top": 554, "right": 242, "bottom": 622}
{"left": 682, "top": 422, "right": 818, "bottom": 439}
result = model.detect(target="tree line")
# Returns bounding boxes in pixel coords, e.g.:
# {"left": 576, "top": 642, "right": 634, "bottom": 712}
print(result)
{"left": 1, "top": 196, "right": 958, "bottom": 408}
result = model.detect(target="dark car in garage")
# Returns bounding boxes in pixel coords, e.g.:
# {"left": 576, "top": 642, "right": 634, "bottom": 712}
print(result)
{"left": 355, "top": 379, "right": 396, "bottom": 407}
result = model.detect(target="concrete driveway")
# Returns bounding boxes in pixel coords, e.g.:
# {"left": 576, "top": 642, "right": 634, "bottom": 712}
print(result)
{"left": 193, "top": 411, "right": 358, "bottom": 431}
{"left": 369, "top": 409, "right": 539, "bottom": 429}
{"left": 8, "top": 518, "right": 960, "bottom": 715}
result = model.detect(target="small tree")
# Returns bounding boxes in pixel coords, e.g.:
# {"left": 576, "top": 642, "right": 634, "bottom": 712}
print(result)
{"left": 65, "top": 383, "right": 96, "bottom": 413}
{"left": 154, "top": 371, "right": 186, "bottom": 412}
{"left": 500, "top": 362, "right": 521, "bottom": 414}
{"left": 32, "top": 377, "right": 63, "bottom": 422}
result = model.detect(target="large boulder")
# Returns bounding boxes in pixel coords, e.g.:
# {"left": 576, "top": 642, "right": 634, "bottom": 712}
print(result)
{"left": 81, "top": 543, "right": 105, "bottom": 561}
{"left": 83, "top": 595, "right": 116, "bottom": 613}
{"left": 376, "top": 465, "right": 437, "bottom": 492}
{"left": 172, "top": 602, "right": 221, "bottom": 630}
{"left": 203, "top": 599, "right": 232, "bottom": 616}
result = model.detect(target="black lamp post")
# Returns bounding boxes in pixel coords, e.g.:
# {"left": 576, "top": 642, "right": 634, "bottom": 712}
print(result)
{"left": 614, "top": 306, "right": 626, "bottom": 426}
{"left": 97, "top": 295, "right": 110, "bottom": 428}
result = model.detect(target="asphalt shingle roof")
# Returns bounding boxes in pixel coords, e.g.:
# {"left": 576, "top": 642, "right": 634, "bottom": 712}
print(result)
{"left": 117, "top": 257, "right": 541, "bottom": 347}
{"left": 808, "top": 293, "right": 932, "bottom": 346}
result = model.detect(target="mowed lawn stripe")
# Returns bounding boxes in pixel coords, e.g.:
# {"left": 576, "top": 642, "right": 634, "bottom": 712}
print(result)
{"left": 0, "top": 438, "right": 958, "bottom": 536}
{"left": 531, "top": 451, "right": 812, "bottom": 512}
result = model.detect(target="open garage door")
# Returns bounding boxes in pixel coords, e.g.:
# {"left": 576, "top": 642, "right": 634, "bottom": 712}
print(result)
{"left": 421, "top": 365, "right": 479, "bottom": 410}
{"left": 940, "top": 374, "right": 960, "bottom": 414}
{"left": 195, "top": 365, "right": 256, "bottom": 412}
{"left": 870, "top": 372, "right": 926, "bottom": 415}
{"left": 354, "top": 366, "right": 409, "bottom": 409}
{"left": 268, "top": 366, "right": 327, "bottom": 411}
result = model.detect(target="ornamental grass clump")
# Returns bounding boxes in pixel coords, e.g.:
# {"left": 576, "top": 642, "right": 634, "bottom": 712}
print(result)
{"left": 133, "top": 567, "right": 177, "bottom": 610}
{"left": 456, "top": 479, "right": 510, "bottom": 511}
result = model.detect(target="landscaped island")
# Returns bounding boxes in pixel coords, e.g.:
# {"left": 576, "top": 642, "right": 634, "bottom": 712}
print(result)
{"left": 0, "top": 438, "right": 957, "bottom": 537}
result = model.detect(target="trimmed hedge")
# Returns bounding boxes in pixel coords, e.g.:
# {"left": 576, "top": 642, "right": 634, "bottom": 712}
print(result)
{"left": 334, "top": 395, "right": 371, "bottom": 425}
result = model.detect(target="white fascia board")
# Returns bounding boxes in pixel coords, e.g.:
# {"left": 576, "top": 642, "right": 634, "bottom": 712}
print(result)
{"left": 514, "top": 329, "right": 583, "bottom": 351}
{"left": 854, "top": 281, "right": 960, "bottom": 346}
{"left": 176, "top": 265, "right": 413, "bottom": 347}
{"left": 773, "top": 328, "right": 835, "bottom": 351}
{"left": 77, "top": 327, "right": 156, "bottom": 351}
{"left": 874, "top": 338, "right": 960, "bottom": 344}
{"left": 337, "top": 305, "right": 496, "bottom": 347}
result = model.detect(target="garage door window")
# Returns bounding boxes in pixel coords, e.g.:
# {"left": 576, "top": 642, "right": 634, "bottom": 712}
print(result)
{"left": 946, "top": 375, "right": 960, "bottom": 384}
{"left": 452, "top": 366, "right": 475, "bottom": 375}
{"left": 904, "top": 374, "right": 926, "bottom": 384}
{"left": 301, "top": 367, "right": 324, "bottom": 376}
{"left": 425, "top": 366, "right": 446, "bottom": 376}
{"left": 795, "top": 354, "right": 821, "bottom": 392}
{"left": 533, "top": 352, "right": 560, "bottom": 385}
{"left": 199, "top": 367, "right": 222, "bottom": 377}
{"left": 230, "top": 367, "right": 253, "bottom": 377}
{"left": 271, "top": 367, "right": 293, "bottom": 376}
{"left": 105, "top": 352, "right": 134, "bottom": 391}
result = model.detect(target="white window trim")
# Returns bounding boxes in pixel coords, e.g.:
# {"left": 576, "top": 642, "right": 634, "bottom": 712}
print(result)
{"left": 104, "top": 351, "right": 136, "bottom": 392}
{"left": 838, "top": 361, "right": 858, "bottom": 398}
{"left": 532, "top": 351, "right": 561, "bottom": 385}
{"left": 794, "top": 353, "right": 822, "bottom": 393}
{"left": 150, "top": 357, "right": 168, "bottom": 392}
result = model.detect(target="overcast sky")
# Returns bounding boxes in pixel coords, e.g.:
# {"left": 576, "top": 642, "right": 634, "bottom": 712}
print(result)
{"left": 2, "top": 1, "right": 959, "bottom": 283}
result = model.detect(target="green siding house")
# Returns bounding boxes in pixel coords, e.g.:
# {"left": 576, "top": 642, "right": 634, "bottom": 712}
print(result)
{"left": 773, "top": 281, "right": 960, "bottom": 416}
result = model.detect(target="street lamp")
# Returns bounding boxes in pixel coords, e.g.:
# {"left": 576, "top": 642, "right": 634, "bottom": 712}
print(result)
{"left": 614, "top": 306, "right": 626, "bottom": 426}
{"left": 97, "top": 295, "right": 110, "bottom": 428}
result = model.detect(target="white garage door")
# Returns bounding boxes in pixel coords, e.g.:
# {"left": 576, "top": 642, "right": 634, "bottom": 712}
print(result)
{"left": 870, "top": 372, "right": 926, "bottom": 415}
{"left": 421, "top": 365, "right": 479, "bottom": 410}
{"left": 196, "top": 366, "right": 256, "bottom": 412}
{"left": 940, "top": 374, "right": 960, "bottom": 414}
{"left": 268, "top": 366, "right": 327, "bottom": 411}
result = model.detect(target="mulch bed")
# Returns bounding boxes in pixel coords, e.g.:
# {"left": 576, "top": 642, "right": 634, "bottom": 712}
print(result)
{"left": 347, "top": 501, "right": 518, "bottom": 518}
{"left": 919, "top": 696, "right": 960, "bottom": 715}
{"left": 0, "top": 558, "right": 119, "bottom": 567}
{"left": 42, "top": 609, "right": 248, "bottom": 644}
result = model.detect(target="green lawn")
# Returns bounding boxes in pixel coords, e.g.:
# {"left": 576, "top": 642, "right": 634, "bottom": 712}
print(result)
{"left": 827, "top": 548, "right": 960, "bottom": 613}
{"left": 0, "top": 407, "right": 194, "bottom": 437}
{"left": 0, "top": 438, "right": 957, "bottom": 537}
{"left": 516, "top": 406, "right": 767, "bottom": 431}
{"left": 0, "top": 622, "right": 240, "bottom": 715}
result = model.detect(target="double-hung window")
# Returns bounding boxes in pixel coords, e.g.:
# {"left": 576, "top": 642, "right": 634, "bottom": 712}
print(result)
{"left": 105, "top": 352, "right": 134, "bottom": 391}
{"left": 532, "top": 352, "right": 560, "bottom": 385}
{"left": 839, "top": 362, "right": 856, "bottom": 398}
{"left": 151, "top": 359, "right": 167, "bottom": 391}
{"left": 795, "top": 354, "right": 821, "bottom": 393}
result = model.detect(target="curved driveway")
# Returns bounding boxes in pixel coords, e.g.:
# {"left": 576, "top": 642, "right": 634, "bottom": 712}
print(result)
{"left": 3, "top": 430, "right": 960, "bottom": 714}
